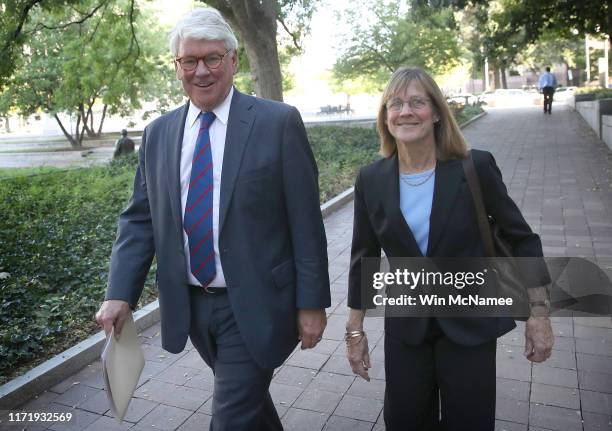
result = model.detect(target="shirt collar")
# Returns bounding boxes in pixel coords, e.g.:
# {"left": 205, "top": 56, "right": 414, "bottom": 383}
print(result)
{"left": 187, "top": 86, "right": 234, "bottom": 129}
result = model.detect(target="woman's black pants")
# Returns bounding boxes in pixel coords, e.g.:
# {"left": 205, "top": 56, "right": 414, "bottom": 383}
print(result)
{"left": 383, "top": 320, "right": 497, "bottom": 431}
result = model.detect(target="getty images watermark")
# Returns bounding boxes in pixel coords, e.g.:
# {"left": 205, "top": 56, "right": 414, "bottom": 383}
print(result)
{"left": 358, "top": 257, "right": 612, "bottom": 318}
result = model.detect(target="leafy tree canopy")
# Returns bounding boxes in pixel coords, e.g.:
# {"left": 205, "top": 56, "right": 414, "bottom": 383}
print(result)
{"left": 333, "top": 1, "right": 463, "bottom": 90}
{"left": 0, "top": 0, "right": 182, "bottom": 146}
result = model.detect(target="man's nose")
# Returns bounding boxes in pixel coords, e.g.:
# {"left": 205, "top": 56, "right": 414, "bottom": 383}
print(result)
{"left": 194, "top": 59, "right": 211, "bottom": 76}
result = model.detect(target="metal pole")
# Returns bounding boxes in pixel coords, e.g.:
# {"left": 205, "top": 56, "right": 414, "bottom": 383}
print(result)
{"left": 484, "top": 56, "right": 489, "bottom": 91}
{"left": 605, "top": 36, "right": 609, "bottom": 88}
{"left": 586, "top": 36, "right": 590, "bottom": 83}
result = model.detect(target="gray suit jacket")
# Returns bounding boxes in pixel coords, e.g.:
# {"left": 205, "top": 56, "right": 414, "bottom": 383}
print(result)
{"left": 106, "top": 89, "right": 331, "bottom": 369}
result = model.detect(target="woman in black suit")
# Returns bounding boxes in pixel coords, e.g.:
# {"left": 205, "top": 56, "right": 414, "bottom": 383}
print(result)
{"left": 345, "top": 67, "right": 554, "bottom": 430}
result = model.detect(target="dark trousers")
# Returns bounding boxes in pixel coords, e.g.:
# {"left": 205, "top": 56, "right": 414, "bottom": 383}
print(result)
{"left": 189, "top": 289, "right": 283, "bottom": 431}
{"left": 384, "top": 320, "right": 496, "bottom": 431}
{"left": 542, "top": 87, "right": 554, "bottom": 113}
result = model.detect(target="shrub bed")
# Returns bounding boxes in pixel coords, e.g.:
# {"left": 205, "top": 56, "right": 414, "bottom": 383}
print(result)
{"left": 575, "top": 87, "right": 612, "bottom": 100}
{"left": 0, "top": 154, "right": 159, "bottom": 384}
{"left": 308, "top": 125, "right": 379, "bottom": 202}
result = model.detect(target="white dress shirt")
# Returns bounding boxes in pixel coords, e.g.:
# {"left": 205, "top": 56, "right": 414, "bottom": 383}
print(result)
{"left": 180, "top": 87, "right": 234, "bottom": 287}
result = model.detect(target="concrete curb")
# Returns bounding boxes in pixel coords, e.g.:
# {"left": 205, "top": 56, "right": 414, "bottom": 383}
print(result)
{"left": 0, "top": 109, "right": 487, "bottom": 409}
{"left": 321, "top": 187, "right": 354, "bottom": 218}
{"left": 0, "top": 191, "right": 353, "bottom": 410}
{"left": 459, "top": 110, "right": 487, "bottom": 129}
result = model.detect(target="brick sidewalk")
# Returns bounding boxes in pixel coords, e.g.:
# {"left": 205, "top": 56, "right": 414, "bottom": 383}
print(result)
{"left": 6, "top": 105, "right": 612, "bottom": 430}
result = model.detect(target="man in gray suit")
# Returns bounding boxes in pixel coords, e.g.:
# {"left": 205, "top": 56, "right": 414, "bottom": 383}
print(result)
{"left": 95, "top": 8, "right": 330, "bottom": 430}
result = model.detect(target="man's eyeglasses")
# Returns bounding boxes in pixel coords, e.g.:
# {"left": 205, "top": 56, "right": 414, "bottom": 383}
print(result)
{"left": 386, "top": 96, "right": 430, "bottom": 112}
{"left": 175, "top": 49, "right": 231, "bottom": 72}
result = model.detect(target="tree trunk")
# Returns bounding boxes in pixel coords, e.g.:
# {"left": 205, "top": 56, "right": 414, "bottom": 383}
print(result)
{"left": 482, "top": 64, "right": 487, "bottom": 92}
{"left": 563, "top": 63, "right": 570, "bottom": 86}
{"left": 53, "top": 114, "right": 80, "bottom": 148}
{"left": 239, "top": 23, "right": 283, "bottom": 100}
{"left": 492, "top": 64, "right": 501, "bottom": 90}
{"left": 2, "top": 116, "right": 9, "bottom": 133}
{"left": 74, "top": 113, "right": 86, "bottom": 146}
{"left": 204, "top": 0, "right": 284, "bottom": 101}
{"left": 75, "top": 114, "right": 82, "bottom": 142}
{"left": 96, "top": 104, "right": 108, "bottom": 135}
{"left": 84, "top": 106, "right": 96, "bottom": 137}
{"left": 500, "top": 65, "right": 508, "bottom": 89}
{"left": 79, "top": 103, "right": 96, "bottom": 138}
{"left": 78, "top": 118, "right": 86, "bottom": 144}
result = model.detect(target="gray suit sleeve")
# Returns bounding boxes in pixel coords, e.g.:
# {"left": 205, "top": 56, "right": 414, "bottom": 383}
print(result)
{"left": 281, "top": 107, "right": 331, "bottom": 309}
{"left": 106, "top": 128, "right": 156, "bottom": 308}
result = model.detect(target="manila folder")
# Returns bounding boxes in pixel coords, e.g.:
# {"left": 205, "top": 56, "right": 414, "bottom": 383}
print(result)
{"left": 101, "top": 312, "right": 144, "bottom": 422}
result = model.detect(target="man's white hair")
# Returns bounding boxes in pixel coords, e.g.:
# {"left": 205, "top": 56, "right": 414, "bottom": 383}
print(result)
{"left": 168, "top": 7, "right": 239, "bottom": 56}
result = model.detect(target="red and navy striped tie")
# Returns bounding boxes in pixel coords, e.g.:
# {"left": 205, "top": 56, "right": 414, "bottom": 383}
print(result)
{"left": 184, "top": 111, "right": 216, "bottom": 287}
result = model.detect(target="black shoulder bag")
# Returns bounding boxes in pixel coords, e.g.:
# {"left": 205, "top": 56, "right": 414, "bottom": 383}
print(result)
{"left": 462, "top": 151, "right": 530, "bottom": 320}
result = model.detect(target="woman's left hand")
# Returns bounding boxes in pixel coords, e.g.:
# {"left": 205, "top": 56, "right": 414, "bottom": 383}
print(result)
{"left": 524, "top": 316, "right": 554, "bottom": 362}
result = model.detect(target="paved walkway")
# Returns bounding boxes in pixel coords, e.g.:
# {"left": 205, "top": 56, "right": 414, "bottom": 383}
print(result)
{"left": 5, "top": 105, "right": 612, "bottom": 430}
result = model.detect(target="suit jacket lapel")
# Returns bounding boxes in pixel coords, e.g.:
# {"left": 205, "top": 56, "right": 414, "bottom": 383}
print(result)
{"left": 426, "top": 158, "right": 464, "bottom": 255}
{"left": 380, "top": 153, "right": 423, "bottom": 256}
{"left": 166, "top": 102, "right": 190, "bottom": 237}
{"left": 219, "top": 89, "right": 255, "bottom": 234}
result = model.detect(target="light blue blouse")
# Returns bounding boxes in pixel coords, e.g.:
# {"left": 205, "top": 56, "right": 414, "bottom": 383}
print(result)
{"left": 399, "top": 168, "right": 435, "bottom": 255}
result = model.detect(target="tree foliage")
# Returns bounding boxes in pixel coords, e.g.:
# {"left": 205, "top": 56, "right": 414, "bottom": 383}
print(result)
{"left": 333, "top": 1, "right": 463, "bottom": 90}
{"left": 0, "top": 0, "right": 182, "bottom": 147}
{"left": 518, "top": 31, "right": 585, "bottom": 72}
{"left": 511, "top": 0, "right": 610, "bottom": 42}
{"left": 200, "top": 0, "right": 317, "bottom": 101}
{"left": 3, "top": 1, "right": 317, "bottom": 103}
{"left": 1, "top": 0, "right": 101, "bottom": 90}
{"left": 479, "top": 1, "right": 529, "bottom": 88}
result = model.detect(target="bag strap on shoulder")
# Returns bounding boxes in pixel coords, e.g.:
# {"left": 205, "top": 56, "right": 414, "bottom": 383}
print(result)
{"left": 462, "top": 150, "right": 496, "bottom": 257}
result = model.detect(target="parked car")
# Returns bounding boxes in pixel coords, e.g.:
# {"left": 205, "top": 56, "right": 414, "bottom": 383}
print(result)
{"left": 554, "top": 86, "right": 577, "bottom": 101}
{"left": 477, "top": 90, "right": 496, "bottom": 104}
{"left": 478, "top": 89, "right": 538, "bottom": 107}
{"left": 446, "top": 93, "right": 479, "bottom": 106}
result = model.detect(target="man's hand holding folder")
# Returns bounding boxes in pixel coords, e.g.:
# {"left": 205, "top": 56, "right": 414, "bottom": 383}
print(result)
{"left": 100, "top": 312, "right": 144, "bottom": 422}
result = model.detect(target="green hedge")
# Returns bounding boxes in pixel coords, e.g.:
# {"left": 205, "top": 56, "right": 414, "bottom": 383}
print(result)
{"left": 575, "top": 87, "right": 612, "bottom": 100}
{"left": 0, "top": 154, "right": 160, "bottom": 384}
{"left": 308, "top": 125, "right": 379, "bottom": 202}
{"left": 453, "top": 105, "right": 484, "bottom": 125}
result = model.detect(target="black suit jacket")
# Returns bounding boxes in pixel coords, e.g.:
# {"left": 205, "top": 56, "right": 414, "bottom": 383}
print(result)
{"left": 348, "top": 149, "right": 546, "bottom": 346}
{"left": 106, "top": 90, "right": 330, "bottom": 369}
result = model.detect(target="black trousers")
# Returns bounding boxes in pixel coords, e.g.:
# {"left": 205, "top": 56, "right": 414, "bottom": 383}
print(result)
{"left": 542, "top": 87, "right": 555, "bottom": 113}
{"left": 384, "top": 320, "right": 497, "bottom": 431}
{"left": 189, "top": 290, "right": 283, "bottom": 431}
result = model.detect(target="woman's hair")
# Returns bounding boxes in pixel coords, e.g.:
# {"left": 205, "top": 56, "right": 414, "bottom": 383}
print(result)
{"left": 169, "top": 7, "right": 239, "bottom": 57}
{"left": 376, "top": 66, "right": 468, "bottom": 160}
